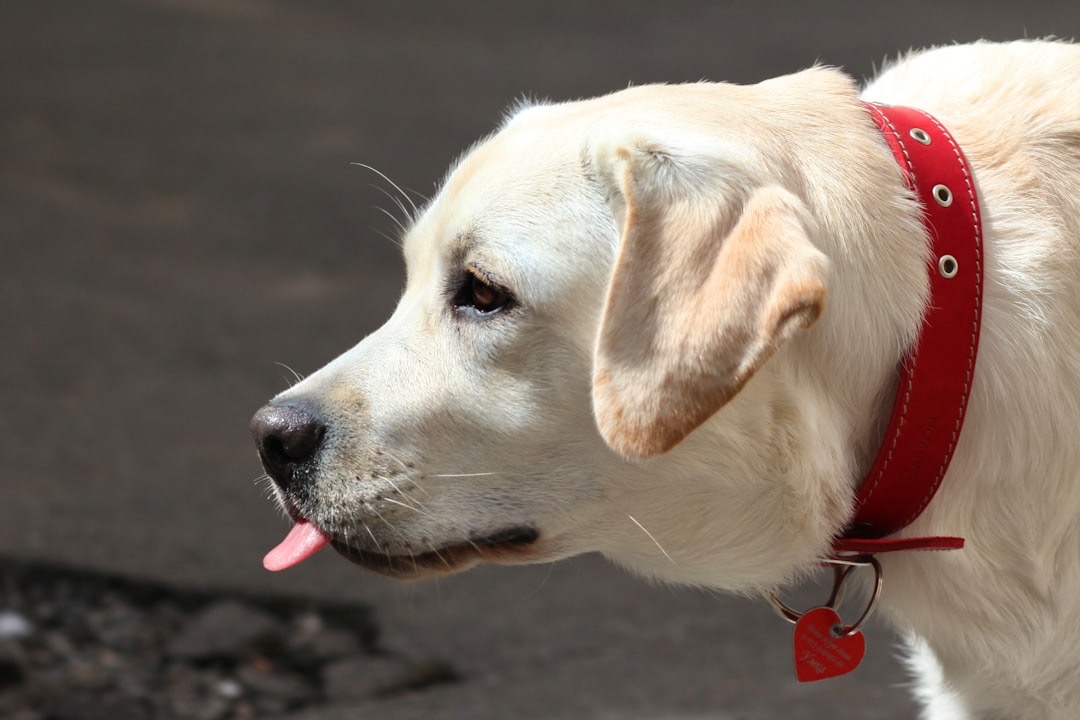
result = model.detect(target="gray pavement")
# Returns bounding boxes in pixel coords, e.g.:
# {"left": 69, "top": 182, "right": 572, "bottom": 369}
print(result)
{"left": 3, "top": 0, "right": 1078, "bottom": 717}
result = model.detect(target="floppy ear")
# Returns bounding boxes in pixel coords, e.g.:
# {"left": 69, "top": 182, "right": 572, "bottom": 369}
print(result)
{"left": 591, "top": 140, "right": 829, "bottom": 460}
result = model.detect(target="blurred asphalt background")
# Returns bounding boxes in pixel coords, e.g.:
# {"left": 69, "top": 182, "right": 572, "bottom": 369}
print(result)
{"left": 3, "top": 1, "right": 1079, "bottom": 718}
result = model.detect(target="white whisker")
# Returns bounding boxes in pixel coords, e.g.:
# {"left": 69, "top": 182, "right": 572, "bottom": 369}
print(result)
{"left": 381, "top": 450, "right": 432, "bottom": 497}
{"left": 253, "top": 473, "right": 280, "bottom": 504}
{"left": 383, "top": 477, "right": 428, "bottom": 511}
{"left": 364, "top": 523, "right": 379, "bottom": 549}
{"left": 430, "top": 472, "right": 497, "bottom": 478}
{"left": 525, "top": 563, "right": 556, "bottom": 598}
{"left": 366, "top": 511, "right": 398, "bottom": 573}
{"left": 627, "top": 514, "right": 676, "bottom": 565}
{"left": 370, "top": 505, "right": 412, "bottom": 550}
{"left": 384, "top": 497, "right": 422, "bottom": 514}
{"left": 368, "top": 224, "right": 403, "bottom": 249}
{"left": 350, "top": 162, "right": 421, "bottom": 218}
{"left": 431, "top": 547, "right": 454, "bottom": 572}
{"left": 373, "top": 205, "right": 408, "bottom": 236}
{"left": 273, "top": 361, "right": 304, "bottom": 387}
{"left": 372, "top": 185, "right": 414, "bottom": 229}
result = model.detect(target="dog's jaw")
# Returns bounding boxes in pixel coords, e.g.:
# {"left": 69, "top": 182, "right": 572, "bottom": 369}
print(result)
{"left": 329, "top": 526, "right": 542, "bottom": 580}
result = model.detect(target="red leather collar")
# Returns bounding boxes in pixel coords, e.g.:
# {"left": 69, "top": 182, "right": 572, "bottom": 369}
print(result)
{"left": 832, "top": 103, "right": 984, "bottom": 556}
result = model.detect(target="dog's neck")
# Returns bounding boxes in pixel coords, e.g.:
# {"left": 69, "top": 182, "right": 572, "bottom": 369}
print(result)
{"left": 765, "top": 75, "right": 938, "bottom": 498}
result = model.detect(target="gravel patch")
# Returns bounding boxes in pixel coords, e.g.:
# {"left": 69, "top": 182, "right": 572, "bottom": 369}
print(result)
{"left": 0, "top": 559, "right": 459, "bottom": 719}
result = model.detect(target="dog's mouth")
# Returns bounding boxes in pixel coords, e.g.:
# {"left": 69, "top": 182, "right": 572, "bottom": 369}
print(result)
{"left": 262, "top": 514, "right": 540, "bottom": 579}
{"left": 330, "top": 526, "right": 540, "bottom": 579}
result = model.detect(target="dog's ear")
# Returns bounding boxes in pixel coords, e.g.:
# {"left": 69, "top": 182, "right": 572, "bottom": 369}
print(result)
{"left": 590, "top": 136, "right": 829, "bottom": 460}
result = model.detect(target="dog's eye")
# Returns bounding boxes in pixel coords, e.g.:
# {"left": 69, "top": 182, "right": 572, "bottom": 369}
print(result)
{"left": 453, "top": 270, "right": 512, "bottom": 315}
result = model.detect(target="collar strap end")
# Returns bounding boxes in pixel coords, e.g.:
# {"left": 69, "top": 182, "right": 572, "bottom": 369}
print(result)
{"left": 832, "top": 535, "right": 965, "bottom": 555}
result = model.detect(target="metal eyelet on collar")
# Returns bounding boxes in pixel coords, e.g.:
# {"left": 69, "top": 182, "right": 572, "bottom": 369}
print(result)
{"left": 932, "top": 184, "right": 953, "bottom": 207}
{"left": 910, "top": 128, "right": 931, "bottom": 145}
{"left": 939, "top": 255, "right": 959, "bottom": 278}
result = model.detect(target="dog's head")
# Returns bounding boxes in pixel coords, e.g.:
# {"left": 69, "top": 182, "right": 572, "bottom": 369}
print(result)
{"left": 252, "top": 70, "right": 903, "bottom": 591}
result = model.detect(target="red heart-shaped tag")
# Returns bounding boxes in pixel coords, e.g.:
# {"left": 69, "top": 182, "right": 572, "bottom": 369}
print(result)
{"left": 792, "top": 606, "right": 866, "bottom": 682}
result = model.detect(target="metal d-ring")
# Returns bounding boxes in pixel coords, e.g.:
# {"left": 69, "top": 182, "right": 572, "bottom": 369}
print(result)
{"left": 833, "top": 556, "right": 883, "bottom": 636}
{"left": 764, "top": 556, "right": 883, "bottom": 637}
{"left": 765, "top": 590, "right": 805, "bottom": 625}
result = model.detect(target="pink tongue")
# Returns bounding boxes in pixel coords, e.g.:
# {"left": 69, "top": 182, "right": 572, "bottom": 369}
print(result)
{"left": 263, "top": 519, "right": 331, "bottom": 572}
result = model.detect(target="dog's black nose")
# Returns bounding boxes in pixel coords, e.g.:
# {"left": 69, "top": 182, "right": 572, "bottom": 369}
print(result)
{"left": 250, "top": 404, "right": 326, "bottom": 491}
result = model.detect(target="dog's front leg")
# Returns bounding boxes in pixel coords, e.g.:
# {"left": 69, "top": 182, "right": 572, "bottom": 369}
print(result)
{"left": 905, "top": 635, "right": 975, "bottom": 720}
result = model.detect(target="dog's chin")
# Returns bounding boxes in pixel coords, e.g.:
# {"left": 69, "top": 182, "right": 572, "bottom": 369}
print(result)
{"left": 329, "top": 527, "right": 542, "bottom": 580}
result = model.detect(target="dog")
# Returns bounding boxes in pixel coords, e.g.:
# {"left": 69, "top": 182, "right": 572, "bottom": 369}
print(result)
{"left": 251, "top": 40, "right": 1080, "bottom": 719}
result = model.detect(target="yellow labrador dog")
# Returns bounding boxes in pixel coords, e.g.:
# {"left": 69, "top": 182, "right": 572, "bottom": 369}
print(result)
{"left": 251, "top": 40, "right": 1080, "bottom": 719}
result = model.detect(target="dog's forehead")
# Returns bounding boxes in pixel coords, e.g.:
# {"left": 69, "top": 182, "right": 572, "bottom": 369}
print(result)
{"left": 444, "top": 107, "right": 591, "bottom": 221}
{"left": 403, "top": 106, "right": 606, "bottom": 286}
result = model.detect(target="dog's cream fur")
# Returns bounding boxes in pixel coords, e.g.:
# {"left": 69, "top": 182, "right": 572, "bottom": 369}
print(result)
{"left": 269, "top": 41, "right": 1080, "bottom": 718}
